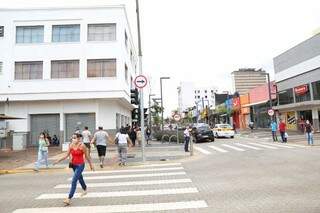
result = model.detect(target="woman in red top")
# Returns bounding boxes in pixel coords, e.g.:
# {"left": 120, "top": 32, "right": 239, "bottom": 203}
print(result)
{"left": 54, "top": 133, "right": 94, "bottom": 205}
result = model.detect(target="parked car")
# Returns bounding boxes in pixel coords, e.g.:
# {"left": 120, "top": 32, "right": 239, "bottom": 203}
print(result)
{"left": 191, "top": 123, "right": 215, "bottom": 143}
{"left": 212, "top": 124, "right": 235, "bottom": 138}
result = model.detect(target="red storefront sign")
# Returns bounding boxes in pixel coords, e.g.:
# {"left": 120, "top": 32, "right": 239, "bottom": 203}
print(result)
{"left": 294, "top": 85, "right": 308, "bottom": 96}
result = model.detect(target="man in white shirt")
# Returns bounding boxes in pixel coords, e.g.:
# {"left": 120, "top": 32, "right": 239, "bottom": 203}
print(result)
{"left": 184, "top": 126, "right": 191, "bottom": 152}
{"left": 91, "top": 126, "right": 112, "bottom": 168}
{"left": 82, "top": 126, "right": 92, "bottom": 154}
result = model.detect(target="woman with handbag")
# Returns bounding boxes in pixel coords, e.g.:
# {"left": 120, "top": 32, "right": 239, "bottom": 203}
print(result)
{"left": 53, "top": 133, "right": 94, "bottom": 206}
{"left": 34, "top": 133, "right": 50, "bottom": 171}
{"left": 115, "top": 127, "right": 132, "bottom": 166}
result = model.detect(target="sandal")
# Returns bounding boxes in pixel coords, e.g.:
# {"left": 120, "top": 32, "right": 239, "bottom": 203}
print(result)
{"left": 63, "top": 198, "right": 71, "bottom": 206}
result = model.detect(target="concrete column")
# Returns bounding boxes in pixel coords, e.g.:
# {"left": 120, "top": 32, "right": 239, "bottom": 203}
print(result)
{"left": 312, "top": 108, "right": 319, "bottom": 132}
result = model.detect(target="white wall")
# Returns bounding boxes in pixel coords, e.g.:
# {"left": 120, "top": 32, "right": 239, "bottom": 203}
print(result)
{"left": 0, "top": 6, "right": 137, "bottom": 102}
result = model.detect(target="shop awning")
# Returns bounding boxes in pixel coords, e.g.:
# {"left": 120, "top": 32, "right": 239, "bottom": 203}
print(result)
{"left": 0, "top": 115, "right": 25, "bottom": 120}
{"left": 242, "top": 100, "right": 268, "bottom": 107}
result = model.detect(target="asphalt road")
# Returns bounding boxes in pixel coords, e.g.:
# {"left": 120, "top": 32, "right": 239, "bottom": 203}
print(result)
{"left": 1, "top": 136, "right": 320, "bottom": 213}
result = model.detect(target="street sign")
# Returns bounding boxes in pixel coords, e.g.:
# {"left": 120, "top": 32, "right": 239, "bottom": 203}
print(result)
{"left": 174, "top": 114, "right": 181, "bottom": 121}
{"left": 134, "top": 75, "right": 148, "bottom": 89}
{"left": 268, "top": 109, "right": 274, "bottom": 116}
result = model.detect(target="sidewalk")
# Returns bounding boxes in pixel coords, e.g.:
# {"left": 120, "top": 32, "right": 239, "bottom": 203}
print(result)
{"left": 0, "top": 140, "right": 190, "bottom": 174}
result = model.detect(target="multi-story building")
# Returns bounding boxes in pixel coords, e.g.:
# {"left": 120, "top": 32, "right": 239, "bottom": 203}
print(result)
{"left": 0, "top": 6, "right": 137, "bottom": 149}
{"left": 177, "top": 82, "right": 218, "bottom": 113}
{"left": 273, "top": 33, "right": 320, "bottom": 131}
{"left": 231, "top": 68, "right": 267, "bottom": 95}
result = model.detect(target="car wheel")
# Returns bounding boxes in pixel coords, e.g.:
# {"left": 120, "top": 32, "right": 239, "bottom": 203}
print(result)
{"left": 215, "top": 133, "right": 219, "bottom": 138}
{"left": 231, "top": 136, "right": 234, "bottom": 139}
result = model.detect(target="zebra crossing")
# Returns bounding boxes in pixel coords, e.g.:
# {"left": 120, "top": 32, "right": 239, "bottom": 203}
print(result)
{"left": 194, "top": 142, "right": 307, "bottom": 155}
{"left": 13, "top": 162, "right": 208, "bottom": 213}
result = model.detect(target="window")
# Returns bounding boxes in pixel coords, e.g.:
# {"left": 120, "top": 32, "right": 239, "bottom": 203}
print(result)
{"left": 125, "top": 64, "right": 128, "bottom": 82}
{"left": 312, "top": 81, "right": 320, "bottom": 100}
{"left": 295, "top": 84, "right": 311, "bottom": 103}
{"left": 194, "top": 91, "right": 197, "bottom": 94}
{"left": 0, "top": 26, "right": 4, "bottom": 37}
{"left": 205, "top": 90, "right": 207, "bottom": 93}
{"left": 15, "top": 61, "right": 43, "bottom": 80}
{"left": 51, "top": 60, "right": 79, "bottom": 79}
{"left": 16, "top": 26, "right": 44, "bottom": 43}
{"left": 88, "top": 24, "right": 116, "bottom": 41}
{"left": 197, "top": 96, "right": 200, "bottom": 99}
{"left": 205, "top": 95, "right": 208, "bottom": 99}
{"left": 52, "top": 25, "right": 80, "bottom": 42}
{"left": 87, "top": 59, "right": 116, "bottom": 77}
{"left": 0, "top": 62, "right": 2, "bottom": 74}
{"left": 195, "top": 96, "right": 197, "bottom": 99}
{"left": 278, "top": 89, "right": 294, "bottom": 105}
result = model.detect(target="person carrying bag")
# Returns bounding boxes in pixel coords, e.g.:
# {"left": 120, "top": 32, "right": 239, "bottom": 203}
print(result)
{"left": 115, "top": 127, "right": 133, "bottom": 166}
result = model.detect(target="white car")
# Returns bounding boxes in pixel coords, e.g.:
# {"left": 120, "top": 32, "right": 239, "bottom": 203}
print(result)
{"left": 212, "top": 124, "right": 235, "bottom": 138}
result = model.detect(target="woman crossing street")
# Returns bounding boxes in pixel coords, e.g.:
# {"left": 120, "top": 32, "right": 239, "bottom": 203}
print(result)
{"left": 34, "top": 133, "right": 50, "bottom": 171}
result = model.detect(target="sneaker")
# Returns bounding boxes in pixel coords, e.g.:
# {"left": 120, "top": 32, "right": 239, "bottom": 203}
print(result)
{"left": 100, "top": 164, "right": 103, "bottom": 168}
{"left": 123, "top": 162, "right": 127, "bottom": 166}
{"left": 63, "top": 198, "right": 71, "bottom": 206}
{"left": 80, "top": 190, "right": 87, "bottom": 197}
{"left": 118, "top": 162, "right": 122, "bottom": 166}
{"left": 33, "top": 168, "right": 39, "bottom": 172}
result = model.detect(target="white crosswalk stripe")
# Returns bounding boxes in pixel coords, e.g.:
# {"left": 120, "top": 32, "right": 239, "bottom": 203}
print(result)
{"left": 55, "top": 178, "right": 193, "bottom": 189}
{"left": 247, "top": 142, "right": 279, "bottom": 149}
{"left": 234, "top": 143, "right": 262, "bottom": 150}
{"left": 208, "top": 145, "right": 229, "bottom": 153}
{"left": 260, "top": 142, "right": 295, "bottom": 149}
{"left": 221, "top": 144, "right": 245, "bottom": 151}
{"left": 194, "top": 146, "right": 212, "bottom": 155}
{"left": 82, "top": 166, "right": 184, "bottom": 175}
{"left": 13, "top": 201, "right": 208, "bottom": 213}
{"left": 14, "top": 163, "right": 208, "bottom": 212}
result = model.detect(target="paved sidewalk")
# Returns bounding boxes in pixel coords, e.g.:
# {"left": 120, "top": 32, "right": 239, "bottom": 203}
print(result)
{"left": 0, "top": 140, "right": 190, "bottom": 174}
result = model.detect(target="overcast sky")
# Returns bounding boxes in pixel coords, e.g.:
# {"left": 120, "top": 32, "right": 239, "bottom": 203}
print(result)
{"left": 2, "top": 0, "right": 320, "bottom": 116}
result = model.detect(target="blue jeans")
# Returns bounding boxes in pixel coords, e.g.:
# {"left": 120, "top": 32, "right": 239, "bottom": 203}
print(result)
{"left": 35, "top": 150, "right": 48, "bottom": 170}
{"left": 307, "top": 132, "right": 314, "bottom": 145}
{"left": 184, "top": 137, "right": 190, "bottom": 152}
{"left": 69, "top": 163, "right": 86, "bottom": 199}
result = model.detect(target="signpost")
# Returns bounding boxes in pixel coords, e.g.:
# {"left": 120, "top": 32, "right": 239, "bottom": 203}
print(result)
{"left": 173, "top": 114, "right": 181, "bottom": 144}
{"left": 268, "top": 109, "right": 274, "bottom": 117}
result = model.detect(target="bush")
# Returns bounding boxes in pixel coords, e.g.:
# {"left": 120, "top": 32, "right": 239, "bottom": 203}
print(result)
{"left": 153, "top": 130, "right": 184, "bottom": 143}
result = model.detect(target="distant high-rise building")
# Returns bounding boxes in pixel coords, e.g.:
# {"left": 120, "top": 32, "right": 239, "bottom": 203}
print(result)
{"left": 231, "top": 68, "right": 267, "bottom": 95}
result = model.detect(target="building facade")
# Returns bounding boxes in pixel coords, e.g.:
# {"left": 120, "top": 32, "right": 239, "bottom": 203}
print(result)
{"left": 231, "top": 68, "right": 267, "bottom": 95}
{"left": 273, "top": 34, "right": 320, "bottom": 131}
{"left": 0, "top": 6, "right": 137, "bottom": 148}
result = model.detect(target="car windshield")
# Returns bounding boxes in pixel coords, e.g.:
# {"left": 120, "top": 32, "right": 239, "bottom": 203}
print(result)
{"left": 198, "top": 125, "right": 210, "bottom": 131}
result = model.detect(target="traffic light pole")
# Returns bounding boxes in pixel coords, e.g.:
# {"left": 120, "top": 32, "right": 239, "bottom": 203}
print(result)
{"left": 136, "top": 0, "right": 146, "bottom": 162}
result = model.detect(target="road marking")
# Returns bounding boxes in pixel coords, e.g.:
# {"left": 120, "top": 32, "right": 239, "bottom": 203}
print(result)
{"left": 260, "top": 142, "right": 294, "bottom": 149}
{"left": 36, "top": 187, "right": 199, "bottom": 199}
{"left": 128, "top": 163, "right": 182, "bottom": 168}
{"left": 68, "top": 171, "right": 187, "bottom": 181}
{"left": 13, "top": 200, "right": 208, "bottom": 213}
{"left": 248, "top": 143, "right": 278, "bottom": 149}
{"left": 286, "top": 144, "right": 307, "bottom": 148}
{"left": 83, "top": 167, "right": 184, "bottom": 175}
{"left": 221, "top": 144, "right": 245, "bottom": 151}
{"left": 234, "top": 143, "right": 262, "bottom": 150}
{"left": 55, "top": 178, "right": 192, "bottom": 189}
{"left": 194, "top": 146, "right": 211, "bottom": 155}
{"left": 208, "top": 145, "right": 229, "bottom": 153}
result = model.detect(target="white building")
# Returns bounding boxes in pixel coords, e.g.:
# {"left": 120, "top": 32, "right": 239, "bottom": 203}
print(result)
{"left": 0, "top": 6, "right": 137, "bottom": 148}
{"left": 177, "top": 82, "right": 218, "bottom": 113}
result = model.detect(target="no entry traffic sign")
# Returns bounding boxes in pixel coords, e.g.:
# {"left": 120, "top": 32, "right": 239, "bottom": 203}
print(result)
{"left": 174, "top": 114, "right": 181, "bottom": 121}
{"left": 134, "top": 75, "right": 148, "bottom": 89}
{"left": 268, "top": 109, "right": 274, "bottom": 116}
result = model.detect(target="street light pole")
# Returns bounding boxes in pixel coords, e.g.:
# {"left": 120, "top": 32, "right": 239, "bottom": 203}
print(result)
{"left": 160, "top": 77, "right": 170, "bottom": 130}
{"left": 135, "top": 0, "right": 146, "bottom": 162}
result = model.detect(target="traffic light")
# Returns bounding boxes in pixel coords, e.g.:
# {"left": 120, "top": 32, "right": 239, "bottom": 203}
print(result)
{"left": 130, "top": 88, "right": 139, "bottom": 105}
{"left": 132, "top": 108, "right": 139, "bottom": 122}
{"left": 144, "top": 108, "right": 148, "bottom": 123}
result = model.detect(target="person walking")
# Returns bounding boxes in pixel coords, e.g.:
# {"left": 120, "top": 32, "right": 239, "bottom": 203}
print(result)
{"left": 279, "top": 119, "right": 287, "bottom": 143}
{"left": 129, "top": 127, "right": 137, "bottom": 147}
{"left": 34, "top": 133, "right": 50, "bottom": 171}
{"left": 91, "top": 126, "right": 112, "bottom": 168}
{"left": 82, "top": 126, "right": 92, "bottom": 154}
{"left": 305, "top": 120, "right": 314, "bottom": 146}
{"left": 136, "top": 127, "right": 142, "bottom": 146}
{"left": 53, "top": 133, "right": 94, "bottom": 206}
{"left": 115, "top": 127, "right": 133, "bottom": 166}
{"left": 270, "top": 120, "right": 278, "bottom": 142}
{"left": 146, "top": 127, "right": 151, "bottom": 145}
{"left": 184, "top": 126, "right": 191, "bottom": 152}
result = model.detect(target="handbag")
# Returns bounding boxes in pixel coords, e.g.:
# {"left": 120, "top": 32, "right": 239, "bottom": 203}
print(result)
{"left": 284, "top": 132, "right": 288, "bottom": 138}
{"left": 68, "top": 162, "right": 74, "bottom": 169}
